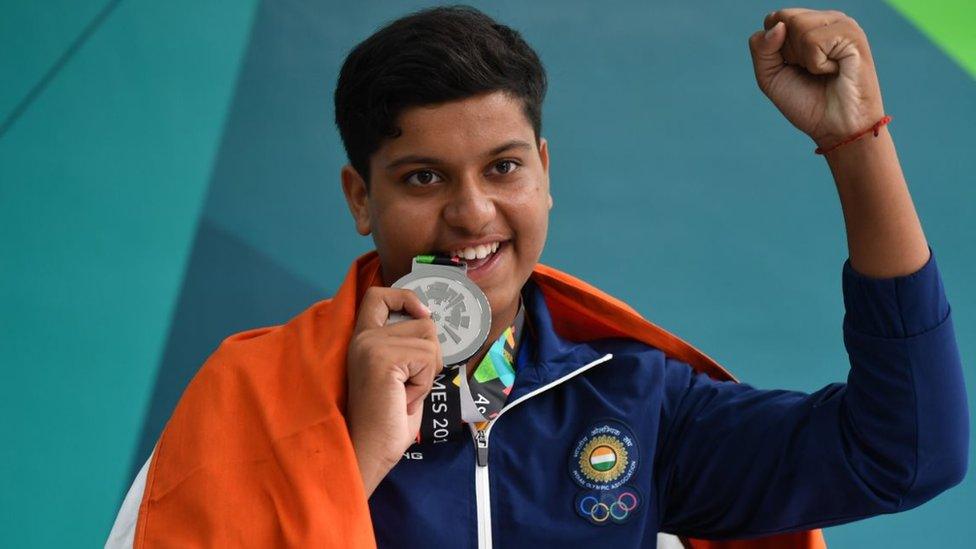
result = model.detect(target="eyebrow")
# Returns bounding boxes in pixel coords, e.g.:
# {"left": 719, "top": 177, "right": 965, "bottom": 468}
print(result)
{"left": 384, "top": 139, "right": 534, "bottom": 172}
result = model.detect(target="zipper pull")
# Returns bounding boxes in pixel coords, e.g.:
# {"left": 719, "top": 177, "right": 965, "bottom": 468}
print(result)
{"left": 475, "top": 427, "right": 489, "bottom": 467}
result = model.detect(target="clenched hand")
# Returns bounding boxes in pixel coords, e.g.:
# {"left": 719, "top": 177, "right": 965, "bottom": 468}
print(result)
{"left": 748, "top": 8, "right": 886, "bottom": 149}
{"left": 346, "top": 287, "right": 443, "bottom": 496}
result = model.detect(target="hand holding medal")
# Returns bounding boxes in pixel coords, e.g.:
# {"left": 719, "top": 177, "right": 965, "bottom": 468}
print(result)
{"left": 347, "top": 253, "right": 492, "bottom": 495}
{"left": 345, "top": 275, "right": 445, "bottom": 496}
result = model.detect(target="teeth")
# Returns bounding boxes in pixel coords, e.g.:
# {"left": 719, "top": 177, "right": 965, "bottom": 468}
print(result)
{"left": 450, "top": 241, "right": 502, "bottom": 260}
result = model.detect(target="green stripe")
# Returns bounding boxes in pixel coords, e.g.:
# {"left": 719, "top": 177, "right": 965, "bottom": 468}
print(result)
{"left": 885, "top": 0, "right": 976, "bottom": 79}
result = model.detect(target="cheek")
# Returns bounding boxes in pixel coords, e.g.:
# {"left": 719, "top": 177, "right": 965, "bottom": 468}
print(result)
{"left": 507, "top": 184, "right": 550, "bottom": 259}
{"left": 373, "top": 202, "right": 441, "bottom": 285}
{"left": 372, "top": 199, "right": 438, "bottom": 262}
{"left": 375, "top": 197, "right": 427, "bottom": 236}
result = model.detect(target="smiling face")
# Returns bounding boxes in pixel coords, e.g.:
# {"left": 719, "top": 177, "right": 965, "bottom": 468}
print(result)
{"left": 341, "top": 90, "right": 552, "bottom": 339}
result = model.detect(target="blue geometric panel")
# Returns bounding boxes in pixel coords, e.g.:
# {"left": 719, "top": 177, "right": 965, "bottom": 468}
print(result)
{"left": 0, "top": 1, "right": 971, "bottom": 547}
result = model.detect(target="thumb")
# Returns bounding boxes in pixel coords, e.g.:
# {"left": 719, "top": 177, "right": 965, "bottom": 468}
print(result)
{"left": 749, "top": 21, "right": 786, "bottom": 92}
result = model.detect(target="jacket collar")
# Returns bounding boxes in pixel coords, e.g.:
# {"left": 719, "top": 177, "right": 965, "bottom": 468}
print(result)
{"left": 502, "top": 279, "right": 606, "bottom": 399}
{"left": 521, "top": 278, "right": 599, "bottom": 362}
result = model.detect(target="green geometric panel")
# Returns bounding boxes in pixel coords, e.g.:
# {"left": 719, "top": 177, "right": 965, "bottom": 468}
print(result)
{"left": 2, "top": 0, "right": 973, "bottom": 547}
{"left": 886, "top": 0, "right": 976, "bottom": 79}
{"left": 0, "top": 0, "right": 258, "bottom": 546}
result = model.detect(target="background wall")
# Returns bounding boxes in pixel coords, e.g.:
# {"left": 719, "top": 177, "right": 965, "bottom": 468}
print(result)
{"left": 1, "top": 1, "right": 973, "bottom": 546}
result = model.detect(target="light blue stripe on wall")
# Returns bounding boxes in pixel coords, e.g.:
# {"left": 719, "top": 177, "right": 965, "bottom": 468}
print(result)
{"left": 0, "top": 1, "right": 259, "bottom": 546}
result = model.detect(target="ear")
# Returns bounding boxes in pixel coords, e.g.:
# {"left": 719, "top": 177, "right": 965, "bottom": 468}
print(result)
{"left": 539, "top": 137, "right": 553, "bottom": 210}
{"left": 341, "top": 164, "right": 372, "bottom": 236}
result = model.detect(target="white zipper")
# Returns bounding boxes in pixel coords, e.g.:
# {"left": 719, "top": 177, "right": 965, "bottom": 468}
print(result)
{"left": 470, "top": 353, "right": 614, "bottom": 549}
{"left": 473, "top": 446, "right": 492, "bottom": 548}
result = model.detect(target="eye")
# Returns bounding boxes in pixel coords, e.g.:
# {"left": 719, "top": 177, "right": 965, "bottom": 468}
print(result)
{"left": 403, "top": 169, "right": 442, "bottom": 187}
{"left": 489, "top": 159, "right": 521, "bottom": 176}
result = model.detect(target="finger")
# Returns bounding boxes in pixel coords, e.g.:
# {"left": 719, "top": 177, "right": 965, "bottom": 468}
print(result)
{"left": 377, "top": 340, "right": 442, "bottom": 406}
{"left": 771, "top": 9, "right": 847, "bottom": 67}
{"left": 387, "top": 337, "right": 444, "bottom": 383}
{"left": 406, "top": 397, "right": 423, "bottom": 417}
{"left": 356, "top": 287, "right": 431, "bottom": 331}
{"left": 378, "top": 316, "right": 439, "bottom": 343}
{"left": 398, "top": 346, "right": 442, "bottom": 410}
{"left": 764, "top": 8, "right": 812, "bottom": 31}
{"left": 794, "top": 22, "right": 843, "bottom": 75}
{"left": 794, "top": 17, "right": 863, "bottom": 75}
{"left": 405, "top": 353, "right": 445, "bottom": 417}
{"left": 748, "top": 21, "right": 787, "bottom": 92}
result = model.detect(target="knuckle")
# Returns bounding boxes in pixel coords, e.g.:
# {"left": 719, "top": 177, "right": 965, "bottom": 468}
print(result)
{"left": 428, "top": 354, "right": 442, "bottom": 376}
{"left": 839, "top": 13, "right": 861, "bottom": 29}
{"left": 425, "top": 339, "right": 440, "bottom": 357}
{"left": 423, "top": 365, "right": 437, "bottom": 385}
{"left": 350, "top": 331, "right": 370, "bottom": 350}
{"left": 363, "top": 286, "right": 383, "bottom": 303}
{"left": 397, "top": 288, "right": 418, "bottom": 301}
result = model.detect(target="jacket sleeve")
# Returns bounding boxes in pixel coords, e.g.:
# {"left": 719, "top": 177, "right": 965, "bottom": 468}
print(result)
{"left": 657, "top": 246, "right": 968, "bottom": 539}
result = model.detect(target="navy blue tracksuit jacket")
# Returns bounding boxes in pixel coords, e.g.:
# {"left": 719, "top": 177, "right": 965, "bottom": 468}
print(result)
{"left": 369, "top": 248, "right": 968, "bottom": 548}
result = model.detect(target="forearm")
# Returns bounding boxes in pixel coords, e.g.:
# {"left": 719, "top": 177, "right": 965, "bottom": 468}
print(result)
{"left": 351, "top": 432, "right": 398, "bottom": 498}
{"left": 824, "top": 127, "right": 930, "bottom": 278}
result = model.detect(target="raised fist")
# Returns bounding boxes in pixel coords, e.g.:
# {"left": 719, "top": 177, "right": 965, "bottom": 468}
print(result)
{"left": 748, "top": 8, "right": 886, "bottom": 148}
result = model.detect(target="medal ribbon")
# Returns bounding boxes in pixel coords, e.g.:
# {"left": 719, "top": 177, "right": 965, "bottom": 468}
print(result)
{"left": 416, "top": 254, "right": 526, "bottom": 444}
{"left": 457, "top": 303, "right": 524, "bottom": 427}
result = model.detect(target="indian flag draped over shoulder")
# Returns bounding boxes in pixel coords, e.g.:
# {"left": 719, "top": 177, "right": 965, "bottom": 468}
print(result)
{"left": 589, "top": 446, "right": 617, "bottom": 471}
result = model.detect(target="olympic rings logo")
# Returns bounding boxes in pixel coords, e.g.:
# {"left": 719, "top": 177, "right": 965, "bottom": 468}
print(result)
{"left": 577, "top": 491, "right": 640, "bottom": 524}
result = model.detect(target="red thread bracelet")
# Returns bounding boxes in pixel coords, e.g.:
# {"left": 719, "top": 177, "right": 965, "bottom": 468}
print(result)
{"left": 814, "top": 114, "right": 892, "bottom": 155}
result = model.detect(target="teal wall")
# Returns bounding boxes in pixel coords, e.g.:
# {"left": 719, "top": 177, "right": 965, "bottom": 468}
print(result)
{"left": 1, "top": 1, "right": 972, "bottom": 547}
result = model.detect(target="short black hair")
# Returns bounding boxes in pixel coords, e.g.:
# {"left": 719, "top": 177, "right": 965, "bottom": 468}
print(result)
{"left": 333, "top": 4, "right": 547, "bottom": 188}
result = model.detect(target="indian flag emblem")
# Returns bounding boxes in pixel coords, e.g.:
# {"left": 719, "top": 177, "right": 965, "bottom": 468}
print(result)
{"left": 570, "top": 422, "right": 638, "bottom": 489}
{"left": 589, "top": 446, "right": 617, "bottom": 472}
{"left": 578, "top": 434, "right": 629, "bottom": 483}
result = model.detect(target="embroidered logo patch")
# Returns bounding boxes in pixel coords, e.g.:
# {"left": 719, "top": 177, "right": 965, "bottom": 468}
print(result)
{"left": 575, "top": 489, "right": 642, "bottom": 525}
{"left": 569, "top": 420, "right": 638, "bottom": 490}
{"left": 569, "top": 420, "right": 642, "bottom": 526}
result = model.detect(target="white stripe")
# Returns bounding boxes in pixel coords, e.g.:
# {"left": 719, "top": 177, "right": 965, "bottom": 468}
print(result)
{"left": 105, "top": 450, "right": 153, "bottom": 549}
{"left": 487, "top": 353, "right": 613, "bottom": 439}
{"left": 474, "top": 353, "right": 614, "bottom": 549}
{"left": 591, "top": 453, "right": 616, "bottom": 465}
{"left": 472, "top": 437, "right": 492, "bottom": 549}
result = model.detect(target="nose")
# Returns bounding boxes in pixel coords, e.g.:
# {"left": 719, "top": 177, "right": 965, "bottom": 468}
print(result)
{"left": 442, "top": 174, "right": 496, "bottom": 234}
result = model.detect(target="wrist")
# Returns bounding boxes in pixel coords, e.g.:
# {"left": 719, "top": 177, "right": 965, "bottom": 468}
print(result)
{"left": 352, "top": 434, "right": 399, "bottom": 496}
{"left": 813, "top": 113, "right": 890, "bottom": 156}
{"left": 822, "top": 124, "right": 893, "bottom": 168}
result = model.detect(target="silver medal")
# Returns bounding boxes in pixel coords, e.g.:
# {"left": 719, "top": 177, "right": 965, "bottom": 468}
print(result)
{"left": 386, "top": 257, "right": 491, "bottom": 368}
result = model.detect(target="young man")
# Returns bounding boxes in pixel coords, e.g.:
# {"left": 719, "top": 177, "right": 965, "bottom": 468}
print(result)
{"left": 107, "top": 5, "right": 967, "bottom": 548}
